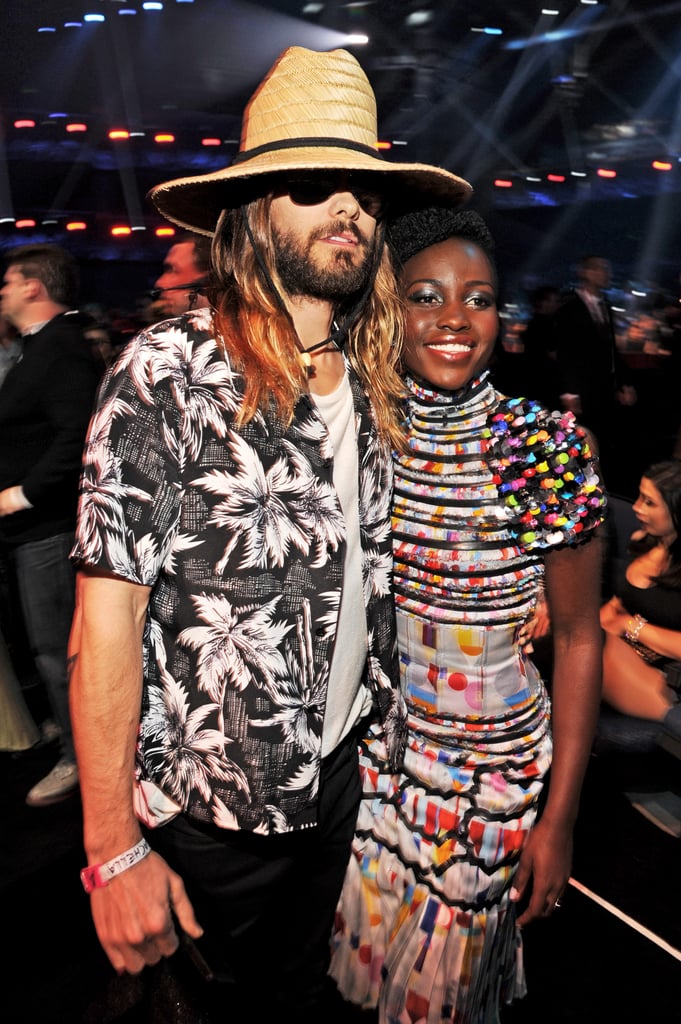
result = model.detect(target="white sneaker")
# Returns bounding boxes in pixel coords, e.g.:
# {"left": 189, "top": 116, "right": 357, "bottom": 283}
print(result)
{"left": 26, "top": 758, "right": 79, "bottom": 807}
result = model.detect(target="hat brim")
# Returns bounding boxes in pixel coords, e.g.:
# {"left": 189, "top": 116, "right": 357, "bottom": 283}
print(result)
{"left": 149, "top": 148, "right": 473, "bottom": 236}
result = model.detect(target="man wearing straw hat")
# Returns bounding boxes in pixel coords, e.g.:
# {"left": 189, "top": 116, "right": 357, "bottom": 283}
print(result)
{"left": 68, "top": 45, "right": 470, "bottom": 1020}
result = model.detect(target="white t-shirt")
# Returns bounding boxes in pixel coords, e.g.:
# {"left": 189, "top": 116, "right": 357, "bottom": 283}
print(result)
{"left": 313, "top": 372, "right": 371, "bottom": 756}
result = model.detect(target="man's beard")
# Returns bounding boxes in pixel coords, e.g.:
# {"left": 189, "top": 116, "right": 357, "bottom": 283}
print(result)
{"left": 273, "top": 220, "right": 374, "bottom": 301}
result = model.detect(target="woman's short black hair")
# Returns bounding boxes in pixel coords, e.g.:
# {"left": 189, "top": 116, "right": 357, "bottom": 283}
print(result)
{"left": 387, "top": 207, "right": 495, "bottom": 268}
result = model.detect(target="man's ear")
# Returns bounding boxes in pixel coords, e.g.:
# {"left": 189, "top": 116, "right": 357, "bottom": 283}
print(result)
{"left": 22, "top": 276, "right": 44, "bottom": 301}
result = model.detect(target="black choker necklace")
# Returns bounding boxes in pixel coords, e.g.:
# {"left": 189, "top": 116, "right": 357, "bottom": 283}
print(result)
{"left": 296, "top": 322, "right": 342, "bottom": 377}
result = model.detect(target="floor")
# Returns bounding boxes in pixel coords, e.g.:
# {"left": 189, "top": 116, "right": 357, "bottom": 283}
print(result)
{"left": 3, "top": 730, "right": 680, "bottom": 1024}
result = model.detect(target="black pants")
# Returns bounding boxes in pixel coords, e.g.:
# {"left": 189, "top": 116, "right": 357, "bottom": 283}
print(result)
{"left": 149, "top": 730, "right": 361, "bottom": 1022}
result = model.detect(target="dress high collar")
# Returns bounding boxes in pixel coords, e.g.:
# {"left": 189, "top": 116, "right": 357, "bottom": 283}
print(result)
{"left": 404, "top": 370, "right": 493, "bottom": 410}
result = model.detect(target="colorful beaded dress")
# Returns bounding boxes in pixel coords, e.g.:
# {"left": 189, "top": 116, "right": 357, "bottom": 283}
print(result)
{"left": 330, "top": 370, "right": 605, "bottom": 1024}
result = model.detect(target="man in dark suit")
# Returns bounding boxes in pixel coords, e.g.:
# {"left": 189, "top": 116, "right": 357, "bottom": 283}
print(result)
{"left": 552, "top": 255, "right": 636, "bottom": 491}
{"left": 0, "top": 243, "right": 100, "bottom": 805}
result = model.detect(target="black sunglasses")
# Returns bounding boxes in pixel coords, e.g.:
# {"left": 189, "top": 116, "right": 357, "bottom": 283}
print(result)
{"left": 285, "top": 173, "right": 386, "bottom": 218}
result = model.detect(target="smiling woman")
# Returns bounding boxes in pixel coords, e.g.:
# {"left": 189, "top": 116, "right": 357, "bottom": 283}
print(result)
{"left": 398, "top": 215, "right": 499, "bottom": 392}
{"left": 330, "top": 206, "right": 608, "bottom": 1024}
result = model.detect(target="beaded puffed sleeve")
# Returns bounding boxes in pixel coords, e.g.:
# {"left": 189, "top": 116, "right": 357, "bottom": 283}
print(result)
{"left": 488, "top": 397, "right": 607, "bottom": 550}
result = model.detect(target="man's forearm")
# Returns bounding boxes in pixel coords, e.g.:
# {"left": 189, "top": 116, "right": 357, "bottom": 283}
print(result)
{"left": 69, "top": 572, "right": 151, "bottom": 862}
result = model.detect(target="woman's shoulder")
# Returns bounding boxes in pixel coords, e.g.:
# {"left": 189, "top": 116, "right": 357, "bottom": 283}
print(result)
{"left": 488, "top": 394, "right": 596, "bottom": 464}
{"left": 488, "top": 395, "right": 607, "bottom": 550}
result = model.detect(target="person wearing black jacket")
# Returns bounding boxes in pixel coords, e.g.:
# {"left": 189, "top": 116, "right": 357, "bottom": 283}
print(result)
{"left": 552, "top": 255, "right": 637, "bottom": 492}
{"left": 0, "top": 243, "right": 100, "bottom": 805}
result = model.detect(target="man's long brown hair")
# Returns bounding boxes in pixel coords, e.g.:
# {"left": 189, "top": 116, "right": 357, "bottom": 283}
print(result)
{"left": 209, "top": 195, "right": 406, "bottom": 451}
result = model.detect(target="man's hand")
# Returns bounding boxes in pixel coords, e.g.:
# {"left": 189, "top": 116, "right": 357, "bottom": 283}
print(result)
{"left": 0, "top": 485, "right": 31, "bottom": 517}
{"left": 517, "top": 597, "right": 552, "bottom": 654}
{"left": 90, "top": 849, "right": 203, "bottom": 975}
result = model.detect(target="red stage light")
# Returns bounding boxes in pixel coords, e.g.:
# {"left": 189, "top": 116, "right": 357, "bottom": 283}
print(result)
{"left": 154, "top": 133, "right": 175, "bottom": 144}
{"left": 111, "top": 225, "right": 132, "bottom": 236}
{"left": 14, "top": 119, "right": 36, "bottom": 129}
{"left": 201, "top": 138, "right": 221, "bottom": 147}
{"left": 66, "top": 123, "right": 87, "bottom": 133}
{"left": 652, "top": 160, "right": 672, "bottom": 171}
{"left": 493, "top": 179, "right": 513, "bottom": 188}
{"left": 66, "top": 221, "right": 87, "bottom": 231}
{"left": 155, "top": 226, "right": 175, "bottom": 237}
{"left": 16, "top": 219, "right": 36, "bottom": 228}
{"left": 547, "top": 173, "right": 566, "bottom": 182}
{"left": 596, "top": 168, "right": 617, "bottom": 178}
{"left": 109, "top": 129, "right": 130, "bottom": 140}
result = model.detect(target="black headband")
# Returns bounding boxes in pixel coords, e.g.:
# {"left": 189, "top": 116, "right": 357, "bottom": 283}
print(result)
{"left": 231, "top": 136, "right": 384, "bottom": 166}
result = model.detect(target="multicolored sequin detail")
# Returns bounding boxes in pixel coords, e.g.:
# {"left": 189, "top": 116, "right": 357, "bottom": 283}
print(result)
{"left": 489, "top": 394, "right": 605, "bottom": 549}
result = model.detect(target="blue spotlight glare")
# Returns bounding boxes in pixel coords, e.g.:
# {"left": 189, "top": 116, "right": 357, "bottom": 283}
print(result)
{"left": 83, "top": 13, "right": 106, "bottom": 22}
{"left": 37, "top": 27, "right": 57, "bottom": 32}
{"left": 142, "top": 2, "right": 164, "bottom": 9}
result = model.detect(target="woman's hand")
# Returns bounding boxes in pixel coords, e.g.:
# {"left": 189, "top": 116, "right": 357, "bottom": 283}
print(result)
{"left": 510, "top": 817, "right": 572, "bottom": 927}
{"left": 599, "top": 595, "right": 629, "bottom": 636}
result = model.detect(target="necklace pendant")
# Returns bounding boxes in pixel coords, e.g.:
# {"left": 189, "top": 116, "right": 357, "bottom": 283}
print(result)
{"left": 299, "top": 351, "right": 315, "bottom": 377}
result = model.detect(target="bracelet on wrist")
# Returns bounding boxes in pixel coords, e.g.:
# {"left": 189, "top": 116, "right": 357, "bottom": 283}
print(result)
{"left": 80, "top": 838, "right": 151, "bottom": 894}
{"left": 624, "top": 614, "right": 647, "bottom": 645}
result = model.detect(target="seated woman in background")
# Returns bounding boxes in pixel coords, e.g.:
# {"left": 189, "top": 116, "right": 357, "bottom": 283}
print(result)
{"left": 600, "top": 459, "right": 681, "bottom": 720}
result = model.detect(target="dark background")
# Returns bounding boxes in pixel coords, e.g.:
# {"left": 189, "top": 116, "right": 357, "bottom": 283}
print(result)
{"left": 1, "top": 0, "right": 680, "bottom": 310}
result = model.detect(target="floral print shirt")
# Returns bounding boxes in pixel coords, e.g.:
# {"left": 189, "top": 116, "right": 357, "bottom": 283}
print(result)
{"left": 72, "top": 308, "right": 406, "bottom": 835}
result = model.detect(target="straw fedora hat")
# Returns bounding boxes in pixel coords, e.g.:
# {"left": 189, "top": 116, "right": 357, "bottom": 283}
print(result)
{"left": 149, "top": 46, "right": 472, "bottom": 236}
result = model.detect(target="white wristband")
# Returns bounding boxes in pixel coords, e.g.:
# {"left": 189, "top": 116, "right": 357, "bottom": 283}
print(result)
{"left": 80, "top": 838, "right": 151, "bottom": 894}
